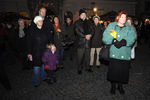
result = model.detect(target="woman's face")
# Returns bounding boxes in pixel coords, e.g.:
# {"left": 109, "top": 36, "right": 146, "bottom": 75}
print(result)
{"left": 36, "top": 20, "right": 43, "bottom": 27}
{"left": 54, "top": 17, "right": 59, "bottom": 24}
{"left": 118, "top": 14, "right": 127, "bottom": 25}
{"left": 127, "top": 20, "right": 132, "bottom": 26}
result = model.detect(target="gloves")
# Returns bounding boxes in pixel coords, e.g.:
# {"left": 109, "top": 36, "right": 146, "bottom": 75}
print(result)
{"left": 114, "top": 39, "right": 127, "bottom": 49}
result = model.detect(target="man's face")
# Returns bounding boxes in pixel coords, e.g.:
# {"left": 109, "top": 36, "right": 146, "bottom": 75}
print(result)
{"left": 66, "top": 18, "right": 71, "bottom": 24}
{"left": 80, "top": 13, "right": 86, "bottom": 20}
{"left": 94, "top": 18, "right": 99, "bottom": 25}
{"left": 39, "top": 8, "right": 46, "bottom": 17}
{"left": 18, "top": 21, "right": 25, "bottom": 27}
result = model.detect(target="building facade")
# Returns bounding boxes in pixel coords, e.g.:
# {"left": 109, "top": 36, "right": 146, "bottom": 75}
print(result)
{"left": 0, "top": 0, "right": 29, "bottom": 13}
{"left": 62, "top": 0, "right": 137, "bottom": 17}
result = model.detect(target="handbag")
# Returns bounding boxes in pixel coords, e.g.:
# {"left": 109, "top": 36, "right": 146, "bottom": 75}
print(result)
{"left": 99, "top": 45, "right": 111, "bottom": 61}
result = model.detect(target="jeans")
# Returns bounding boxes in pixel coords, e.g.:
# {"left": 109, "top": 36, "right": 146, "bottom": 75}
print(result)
{"left": 32, "top": 64, "right": 46, "bottom": 86}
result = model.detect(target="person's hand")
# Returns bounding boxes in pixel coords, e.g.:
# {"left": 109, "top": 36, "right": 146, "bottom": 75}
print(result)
{"left": 86, "top": 34, "right": 91, "bottom": 40}
{"left": 114, "top": 39, "right": 127, "bottom": 49}
{"left": 112, "top": 39, "right": 118, "bottom": 44}
{"left": 27, "top": 54, "right": 32, "bottom": 61}
{"left": 57, "top": 29, "right": 61, "bottom": 32}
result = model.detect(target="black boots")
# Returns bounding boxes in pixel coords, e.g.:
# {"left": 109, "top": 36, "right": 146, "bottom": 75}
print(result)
{"left": 110, "top": 82, "right": 125, "bottom": 95}
{"left": 110, "top": 82, "right": 116, "bottom": 95}
{"left": 118, "top": 83, "right": 125, "bottom": 94}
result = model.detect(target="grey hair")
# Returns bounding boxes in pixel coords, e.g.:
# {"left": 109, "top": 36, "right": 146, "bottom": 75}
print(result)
{"left": 18, "top": 18, "right": 24, "bottom": 23}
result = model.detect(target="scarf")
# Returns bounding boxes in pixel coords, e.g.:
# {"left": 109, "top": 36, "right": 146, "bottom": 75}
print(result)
{"left": 19, "top": 27, "right": 25, "bottom": 38}
{"left": 53, "top": 24, "right": 60, "bottom": 33}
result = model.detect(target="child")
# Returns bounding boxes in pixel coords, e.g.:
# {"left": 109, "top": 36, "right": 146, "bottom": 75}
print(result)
{"left": 42, "top": 43, "right": 58, "bottom": 84}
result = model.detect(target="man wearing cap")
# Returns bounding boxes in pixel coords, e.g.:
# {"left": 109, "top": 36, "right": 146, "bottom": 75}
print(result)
{"left": 74, "top": 9, "right": 94, "bottom": 74}
{"left": 90, "top": 16, "right": 103, "bottom": 68}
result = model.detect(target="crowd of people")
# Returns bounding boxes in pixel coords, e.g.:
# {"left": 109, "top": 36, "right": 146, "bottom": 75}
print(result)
{"left": 0, "top": 7, "right": 150, "bottom": 95}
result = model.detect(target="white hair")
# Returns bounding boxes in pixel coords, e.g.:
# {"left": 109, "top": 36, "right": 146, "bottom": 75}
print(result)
{"left": 33, "top": 16, "right": 43, "bottom": 24}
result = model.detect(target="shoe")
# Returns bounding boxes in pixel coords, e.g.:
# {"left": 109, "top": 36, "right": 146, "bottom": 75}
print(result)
{"left": 118, "top": 84, "right": 125, "bottom": 94}
{"left": 34, "top": 85, "right": 39, "bottom": 87}
{"left": 78, "top": 70, "right": 82, "bottom": 75}
{"left": 47, "top": 79, "right": 53, "bottom": 84}
{"left": 86, "top": 69, "right": 93, "bottom": 73}
{"left": 96, "top": 66, "right": 100, "bottom": 68}
{"left": 53, "top": 77, "right": 57, "bottom": 83}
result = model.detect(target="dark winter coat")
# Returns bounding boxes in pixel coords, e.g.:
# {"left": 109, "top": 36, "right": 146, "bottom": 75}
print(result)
{"left": 7, "top": 28, "right": 17, "bottom": 50}
{"left": 74, "top": 19, "right": 94, "bottom": 48}
{"left": 27, "top": 25, "right": 51, "bottom": 66}
{"left": 53, "top": 24, "right": 65, "bottom": 49}
{"left": 16, "top": 27, "right": 28, "bottom": 52}
{"left": 30, "top": 17, "right": 54, "bottom": 43}
{"left": 62, "top": 23, "right": 75, "bottom": 42}
{"left": 42, "top": 49, "right": 58, "bottom": 70}
{"left": 91, "top": 23, "right": 103, "bottom": 48}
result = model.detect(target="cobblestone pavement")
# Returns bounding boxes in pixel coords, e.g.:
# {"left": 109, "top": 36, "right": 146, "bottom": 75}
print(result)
{"left": 0, "top": 44, "right": 150, "bottom": 100}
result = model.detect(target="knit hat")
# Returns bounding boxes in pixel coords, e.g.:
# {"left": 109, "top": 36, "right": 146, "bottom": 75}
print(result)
{"left": 79, "top": 9, "right": 86, "bottom": 16}
{"left": 33, "top": 16, "right": 43, "bottom": 24}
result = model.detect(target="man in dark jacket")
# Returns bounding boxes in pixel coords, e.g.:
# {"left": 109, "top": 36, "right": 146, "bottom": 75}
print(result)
{"left": 90, "top": 16, "right": 103, "bottom": 68}
{"left": 74, "top": 9, "right": 94, "bottom": 74}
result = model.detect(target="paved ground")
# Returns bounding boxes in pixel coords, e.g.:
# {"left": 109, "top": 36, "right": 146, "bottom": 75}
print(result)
{"left": 0, "top": 44, "right": 150, "bottom": 100}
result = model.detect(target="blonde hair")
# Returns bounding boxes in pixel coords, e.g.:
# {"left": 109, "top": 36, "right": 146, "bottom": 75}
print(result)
{"left": 46, "top": 43, "right": 53, "bottom": 50}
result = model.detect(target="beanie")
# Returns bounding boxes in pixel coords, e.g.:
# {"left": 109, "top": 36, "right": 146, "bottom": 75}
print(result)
{"left": 79, "top": 9, "right": 86, "bottom": 16}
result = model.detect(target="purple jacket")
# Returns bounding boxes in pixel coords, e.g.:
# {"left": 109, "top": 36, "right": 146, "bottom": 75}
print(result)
{"left": 42, "top": 49, "right": 58, "bottom": 70}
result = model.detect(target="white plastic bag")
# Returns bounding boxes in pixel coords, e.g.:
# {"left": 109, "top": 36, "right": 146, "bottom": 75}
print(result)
{"left": 131, "top": 47, "right": 135, "bottom": 59}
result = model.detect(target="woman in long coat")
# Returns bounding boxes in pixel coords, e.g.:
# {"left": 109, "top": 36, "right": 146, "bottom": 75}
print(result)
{"left": 102, "top": 10, "right": 136, "bottom": 95}
{"left": 27, "top": 16, "right": 51, "bottom": 87}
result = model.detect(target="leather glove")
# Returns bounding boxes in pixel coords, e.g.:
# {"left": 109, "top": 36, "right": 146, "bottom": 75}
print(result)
{"left": 114, "top": 39, "right": 127, "bottom": 49}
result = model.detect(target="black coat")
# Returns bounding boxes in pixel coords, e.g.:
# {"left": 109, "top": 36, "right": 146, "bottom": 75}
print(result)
{"left": 27, "top": 25, "right": 51, "bottom": 66}
{"left": 53, "top": 24, "right": 65, "bottom": 49}
{"left": 91, "top": 23, "right": 103, "bottom": 48}
{"left": 62, "top": 23, "right": 75, "bottom": 42}
{"left": 74, "top": 19, "right": 94, "bottom": 48}
{"left": 30, "top": 17, "right": 54, "bottom": 43}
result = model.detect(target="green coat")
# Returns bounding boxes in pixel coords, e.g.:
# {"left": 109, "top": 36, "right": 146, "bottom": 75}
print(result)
{"left": 102, "top": 22, "right": 136, "bottom": 60}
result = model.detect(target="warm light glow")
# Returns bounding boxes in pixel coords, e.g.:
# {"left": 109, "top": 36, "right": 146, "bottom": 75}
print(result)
{"left": 99, "top": 20, "right": 103, "bottom": 24}
{"left": 93, "top": 7, "right": 97, "bottom": 12}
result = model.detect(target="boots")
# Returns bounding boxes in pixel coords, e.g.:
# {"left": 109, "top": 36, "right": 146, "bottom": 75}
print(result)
{"left": 110, "top": 82, "right": 116, "bottom": 95}
{"left": 117, "top": 83, "right": 125, "bottom": 94}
